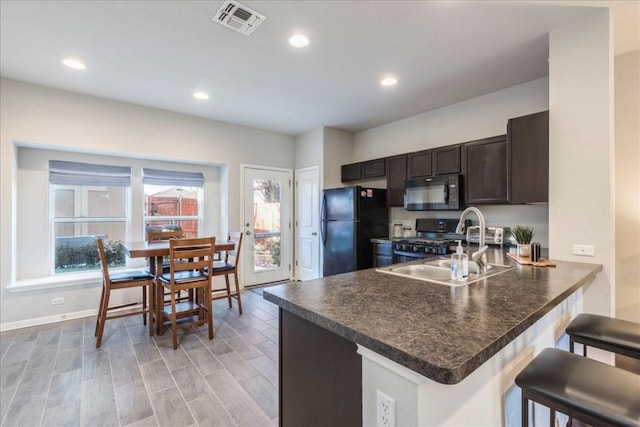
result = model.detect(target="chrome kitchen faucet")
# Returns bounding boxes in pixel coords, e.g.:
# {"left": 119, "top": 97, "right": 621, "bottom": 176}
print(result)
{"left": 455, "top": 207, "right": 489, "bottom": 274}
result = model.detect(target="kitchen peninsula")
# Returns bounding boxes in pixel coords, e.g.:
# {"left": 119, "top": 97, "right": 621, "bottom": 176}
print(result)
{"left": 263, "top": 249, "right": 602, "bottom": 426}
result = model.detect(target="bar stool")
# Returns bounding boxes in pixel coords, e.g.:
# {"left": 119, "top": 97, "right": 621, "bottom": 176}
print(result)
{"left": 515, "top": 348, "right": 640, "bottom": 427}
{"left": 566, "top": 313, "right": 640, "bottom": 359}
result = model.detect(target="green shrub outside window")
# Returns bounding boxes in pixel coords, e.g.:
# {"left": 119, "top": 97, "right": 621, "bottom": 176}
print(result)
{"left": 55, "top": 240, "right": 125, "bottom": 273}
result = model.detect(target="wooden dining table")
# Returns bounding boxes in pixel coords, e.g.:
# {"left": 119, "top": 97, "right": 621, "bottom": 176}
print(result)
{"left": 120, "top": 240, "right": 235, "bottom": 334}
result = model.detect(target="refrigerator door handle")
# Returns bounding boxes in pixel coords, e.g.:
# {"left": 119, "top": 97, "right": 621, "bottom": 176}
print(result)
{"left": 320, "top": 193, "right": 327, "bottom": 245}
{"left": 321, "top": 220, "right": 327, "bottom": 245}
{"left": 321, "top": 193, "right": 327, "bottom": 221}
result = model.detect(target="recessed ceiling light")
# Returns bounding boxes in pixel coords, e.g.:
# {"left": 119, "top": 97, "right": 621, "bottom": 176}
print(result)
{"left": 61, "top": 58, "right": 86, "bottom": 70}
{"left": 380, "top": 77, "right": 398, "bottom": 87}
{"left": 289, "top": 34, "right": 309, "bottom": 48}
{"left": 193, "top": 92, "right": 209, "bottom": 100}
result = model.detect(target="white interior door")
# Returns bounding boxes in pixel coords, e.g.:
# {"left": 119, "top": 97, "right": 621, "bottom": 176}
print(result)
{"left": 242, "top": 166, "right": 292, "bottom": 286}
{"left": 295, "top": 167, "right": 320, "bottom": 281}
{"left": 295, "top": 166, "right": 320, "bottom": 281}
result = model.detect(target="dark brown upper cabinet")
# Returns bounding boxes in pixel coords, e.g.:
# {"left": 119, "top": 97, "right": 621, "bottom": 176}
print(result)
{"left": 432, "top": 145, "right": 461, "bottom": 175}
{"left": 463, "top": 135, "right": 509, "bottom": 205}
{"left": 407, "top": 150, "right": 432, "bottom": 178}
{"left": 385, "top": 154, "right": 407, "bottom": 207}
{"left": 508, "top": 110, "right": 549, "bottom": 204}
{"left": 361, "top": 158, "right": 386, "bottom": 179}
{"left": 341, "top": 163, "right": 361, "bottom": 182}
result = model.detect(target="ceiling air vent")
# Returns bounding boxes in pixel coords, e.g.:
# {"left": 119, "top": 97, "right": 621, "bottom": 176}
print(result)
{"left": 213, "top": 1, "right": 266, "bottom": 36}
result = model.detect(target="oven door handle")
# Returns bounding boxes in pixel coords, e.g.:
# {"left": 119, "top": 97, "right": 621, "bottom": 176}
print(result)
{"left": 393, "top": 250, "right": 433, "bottom": 259}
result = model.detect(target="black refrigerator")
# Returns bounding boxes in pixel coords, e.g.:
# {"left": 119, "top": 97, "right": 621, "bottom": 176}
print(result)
{"left": 321, "top": 186, "right": 389, "bottom": 277}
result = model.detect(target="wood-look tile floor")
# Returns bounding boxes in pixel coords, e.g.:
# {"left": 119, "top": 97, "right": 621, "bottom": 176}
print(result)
{"left": 0, "top": 288, "right": 280, "bottom": 427}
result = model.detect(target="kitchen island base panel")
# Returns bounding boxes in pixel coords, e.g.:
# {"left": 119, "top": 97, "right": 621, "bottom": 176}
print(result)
{"left": 359, "top": 289, "right": 583, "bottom": 426}
{"left": 280, "top": 309, "right": 362, "bottom": 427}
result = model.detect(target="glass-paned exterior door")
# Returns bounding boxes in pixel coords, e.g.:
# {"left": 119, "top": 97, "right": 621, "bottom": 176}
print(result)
{"left": 243, "top": 167, "right": 292, "bottom": 286}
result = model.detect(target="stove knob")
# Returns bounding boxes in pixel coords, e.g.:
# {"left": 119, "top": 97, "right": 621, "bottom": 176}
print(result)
{"left": 425, "top": 247, "right": 433, "bottom": 254}
{"left": 413, "top": 246, "right": 420, "bottom": 252}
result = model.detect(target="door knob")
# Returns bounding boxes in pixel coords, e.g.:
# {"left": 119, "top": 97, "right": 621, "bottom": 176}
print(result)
{"left": 245, "top": 222, "right": 250, "bottom": 227}
{"left": 245, "top": 231, "right": 251, "bottom": 235}
{"left": 312, "top": 232, "right": 318, "bottom": 236}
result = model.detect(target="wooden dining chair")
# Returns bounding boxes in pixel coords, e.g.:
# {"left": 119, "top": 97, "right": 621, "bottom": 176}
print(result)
{"left": 147, "top": 229, "right": 191, "bottom": 302}
{"left": 147, "top": 229, "right": 185, "bottom": 272}
{"left": 157, "top": 236, "right": 215, "bottom": 349}
{"left": 147, "top": 229, "right": 184, "bottom": 243}
{"left": 211, "top": 231, "right": 243, "bottom": 315}
{"left": 94, "top": 238, "right": 154, "bottom": 348}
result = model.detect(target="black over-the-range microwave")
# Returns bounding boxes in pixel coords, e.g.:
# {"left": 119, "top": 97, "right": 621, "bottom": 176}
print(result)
{"left": 404, "top": 174, "right": 463, "bottom": 211}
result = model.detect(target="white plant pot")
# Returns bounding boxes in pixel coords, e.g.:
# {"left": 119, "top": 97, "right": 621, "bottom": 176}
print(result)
{"left": 517, "top": 244, "right": 531, "bottom": 258}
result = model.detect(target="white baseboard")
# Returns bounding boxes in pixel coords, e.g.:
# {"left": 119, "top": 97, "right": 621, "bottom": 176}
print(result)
{"left": 0, "top": 308, "right": 98, "bottom": 332}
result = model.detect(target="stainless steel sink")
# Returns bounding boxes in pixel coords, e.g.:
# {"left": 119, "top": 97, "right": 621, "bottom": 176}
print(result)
{"left": 376, "top": 257, "right": 513, "bottom": 286}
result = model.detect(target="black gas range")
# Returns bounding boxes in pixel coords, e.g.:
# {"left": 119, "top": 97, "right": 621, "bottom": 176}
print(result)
{"left": 392, "top": 218, "right": 468, "bottom": 263}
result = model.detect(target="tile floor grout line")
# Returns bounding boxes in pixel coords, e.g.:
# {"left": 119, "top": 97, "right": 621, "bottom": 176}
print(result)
{"left": 0, "top": 333, "right": 17, "bottom": 427}
{"left": 173, "top": 330, "right": 216, "bottom": 427}
{"left": 127, "top": 323, "right": 161, "bottom": 427}
{"left": 161, "top": 319, "right": 223, "bottom": 424}
{"left": 38, "top": 326, "right": 64, "bottom": 426}
{"left": 186, "top": 328, "right": 240, "bottom": 427}
{"left": 106, "top": 325, "right": 123, "bottom": 427}
{"left": 0, "top": 331, "right": 43, "bottom": 427}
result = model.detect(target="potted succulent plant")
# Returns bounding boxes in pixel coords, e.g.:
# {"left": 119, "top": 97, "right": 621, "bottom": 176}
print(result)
{"left": 512, "top": 225, "right": 535, "bottom": 258}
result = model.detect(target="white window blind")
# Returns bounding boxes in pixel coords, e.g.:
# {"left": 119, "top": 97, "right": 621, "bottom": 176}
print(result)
{"left": 142, "top": 168, "right": 204, "bottom": 187}
{"left": 49, "top": 160, "right": 131, "bottom": 186}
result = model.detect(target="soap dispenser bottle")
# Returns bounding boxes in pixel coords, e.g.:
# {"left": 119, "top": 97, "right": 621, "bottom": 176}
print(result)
{"left": 450, "top": 240, "right": 469, "bottom": 282}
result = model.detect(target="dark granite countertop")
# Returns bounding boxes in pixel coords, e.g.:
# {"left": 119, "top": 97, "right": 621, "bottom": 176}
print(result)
{"left": 263, "top": 248, "right": 601, "bottom": 384}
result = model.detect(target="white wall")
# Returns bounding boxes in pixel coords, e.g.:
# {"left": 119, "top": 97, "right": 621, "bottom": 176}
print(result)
{"left": 614, "top": 49, "right": 640, "bottom": 323}
{"left": 323, "top": 127, "right": 354, "bottom": 189}
{"left": 294, "top": 127, "right": 323, "bottom": 170}
{"left": 548, "top": 10, "right": 613, "bottom": 316}
{"left": 354, "top": 78, "right": 549, "bottom": 159}
{"left": 353, "top": 78, "right": 551, "bottom": 245}
{"left": 1, "top": 78, "right": 295, "bottom": 327}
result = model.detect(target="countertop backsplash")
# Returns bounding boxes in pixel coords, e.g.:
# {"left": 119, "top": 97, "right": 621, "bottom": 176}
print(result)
{"left": 389, "top": 203, "right": 550, "bottom": 247}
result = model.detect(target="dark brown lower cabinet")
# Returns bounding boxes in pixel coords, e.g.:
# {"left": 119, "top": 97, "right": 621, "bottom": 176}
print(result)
{"left": 280, "top": 309, "right": 362, "bottom": 427}
{"left": 373, "top": 241, "right": 393, "bottom": 267}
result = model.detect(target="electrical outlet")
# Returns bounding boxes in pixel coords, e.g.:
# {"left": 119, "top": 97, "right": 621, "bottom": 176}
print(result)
{"left": 572, "top": 244, "right": 595, "bottom": 257}
{"left": 376, "top": 390, "right": 396, "bottom": 427}
{"left": 51, "top": 297, "right": 65, "bottom": 305}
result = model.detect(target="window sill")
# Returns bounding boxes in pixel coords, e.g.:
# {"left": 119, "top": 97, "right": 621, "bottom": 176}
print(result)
{"left": 7, "top": 268, "right": 145, "bottom": 293}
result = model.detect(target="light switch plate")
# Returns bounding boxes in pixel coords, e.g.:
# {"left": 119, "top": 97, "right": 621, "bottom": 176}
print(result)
{"left": 572, "top": 244, "right": 595, "bottom": 257}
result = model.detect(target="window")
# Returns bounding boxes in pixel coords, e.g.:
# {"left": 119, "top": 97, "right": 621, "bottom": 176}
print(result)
{"left": 253, "top": 178, "right": 282, "bottom": 271}
{"left": 142, "top": 168, "right": 204, "bottom": 238}
{"left": 49, "top": 160, "right": 131, "bottom": 274}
